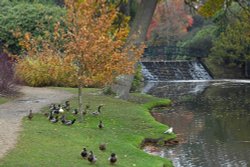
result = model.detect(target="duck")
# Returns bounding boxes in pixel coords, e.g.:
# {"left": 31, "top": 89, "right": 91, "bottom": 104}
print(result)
{"left": 87, "top": 151, "right": 97, "bottom": 164}
{"left": 72, "top": 109, "right": 78, "bottom": 115}
{"left": 109, "top": 153, "right": 117, "bottom": 164}
{"left": 92, "top": 104, "right": 103, "bottom": 115}
{"left": 83, "top": 105, "right": 90, "bottom": 115}
{"left": 50, "top": 116, "right": 59, "bottom": 123}
{"left": 99, "top": 143, "right": 106, "bottom": 151}
{"left": 81, "top": 147, "right": 88, "bottom": 159}
{"left": 49, "top": 104, "right": 56, "bottom": 111}
{"left": 62, "top": 117, "right": 76, "bottom": 126}
{"left": 164, "top": 127, "right": 173, "bottom": 134}
{"left": 52, "top": 104, "right": 60, "bottom": 114}
{"left": 62, "top": 101, "right": 70, "bottom": 111}
{"left": 28, "top": 110, "right": 33, "bottom": 120}
{"left": 98, "top": 120, "right": 104, "bottom": 129}
{"left": 47, "top": 110, "right": 53, "bottom": 120}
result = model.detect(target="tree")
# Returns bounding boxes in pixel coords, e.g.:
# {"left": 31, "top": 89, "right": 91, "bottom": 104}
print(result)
{"left": 16, "top": 0, "right": 143, "bottom": 121}
{"left": 148, "top": 0, "right": 193, "bottom": 46}
{"left": 209, "top": 12, "right": 250, "bottom": 72}
{"left": 111, "top": 0, "right": 157, "bottom": 99}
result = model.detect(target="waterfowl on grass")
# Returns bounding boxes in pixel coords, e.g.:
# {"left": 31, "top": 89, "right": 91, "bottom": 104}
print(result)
{"left": 72, "top": 109, "right": 78, "bottom": 115}
{"left": 62, "top": 101, "right": 70, "bottom": 111}
{"left": 98, "top": 120, "right": 104, "bottom": 129}
{"left": 59, "top": 105, "right": 64, "bottom": 113}
{"left": 109, "top": 153, "right": 117, "bottom": 165}
{"left": 88, "top": 151, "right": 97, "bottom": 163}
{"left": 164, "top": 127, "right": 173, "bottom": 134}
{"left": 81, "top": 147, "right": 88, "bottom": 159}
{"left": 27, "top": 110, "right": 33, "bottom": 120}
{"left": 99, "top": 143, "right": 106, "bottom": 151}
{"left": 83, "top": 105, "right": 90, "bottom": 115}
{"left": 50, "top": 116, "right": 59, "bottom": 123}
{"left": 61, "top": 117, "right": 76, "bottom": 126}
{"left": 92, "top": 104, "right": 104, "bottom": 115}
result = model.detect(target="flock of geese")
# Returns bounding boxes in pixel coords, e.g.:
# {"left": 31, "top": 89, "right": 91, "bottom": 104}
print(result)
{"left": 27, "top": 101, "right": 117, "bottom": 165}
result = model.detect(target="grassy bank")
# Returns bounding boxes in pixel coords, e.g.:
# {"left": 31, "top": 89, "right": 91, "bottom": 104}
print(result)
{"left": 0, "top": 97, "right": 8, "bottom": 105}
{"left": 0, "top": 88, "right": 174, "bottom": 167}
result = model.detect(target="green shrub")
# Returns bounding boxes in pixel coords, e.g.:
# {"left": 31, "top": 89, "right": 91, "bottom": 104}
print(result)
{"left": 0, "top": 0, "right": 65, "bottom": 53}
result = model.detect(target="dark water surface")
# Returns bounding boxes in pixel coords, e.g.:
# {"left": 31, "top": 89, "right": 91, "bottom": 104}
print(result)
{"left": 143, "top": 80, "right": 250, "bottom": 167}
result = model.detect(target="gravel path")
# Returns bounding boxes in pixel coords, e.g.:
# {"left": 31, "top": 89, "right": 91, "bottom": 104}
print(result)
{"left": 0, "top": 86, "right": 75, "bottom": 159}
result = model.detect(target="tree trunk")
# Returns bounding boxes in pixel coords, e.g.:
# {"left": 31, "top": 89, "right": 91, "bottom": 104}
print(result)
{"left": 78, "top": 81, "right": 83, "bottom": 122}
{"left": 112, "top": 0, "right": 158, "bottom": 99}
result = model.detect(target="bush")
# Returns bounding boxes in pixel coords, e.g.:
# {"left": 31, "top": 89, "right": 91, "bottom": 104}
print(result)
{"left": 0, "top": 0, "right": 65, "bottom": 54}
{"left": 15, "top": 55, "right": 77, "bottom": 87}
{"left": 0, "top": 52, "right": 17, "bottom": 95}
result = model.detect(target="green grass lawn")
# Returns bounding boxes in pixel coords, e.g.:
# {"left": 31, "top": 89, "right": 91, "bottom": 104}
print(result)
{"left": 0, "top": 88, "right": 174, "bottom": 167}
{"left": 0, "top": 97, "right": 8, "bottom": 105}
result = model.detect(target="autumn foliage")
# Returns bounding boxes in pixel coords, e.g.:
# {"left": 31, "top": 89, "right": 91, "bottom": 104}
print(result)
{"left": 147, "top": 0, "right": 193, "bottom": 45}
{"left": 15, "top": 0, "right": 143, "bottom": 87}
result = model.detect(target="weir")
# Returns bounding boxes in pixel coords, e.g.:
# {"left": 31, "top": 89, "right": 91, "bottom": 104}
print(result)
{"left": 141, "top": 60, "right": 212, "bottom": 81}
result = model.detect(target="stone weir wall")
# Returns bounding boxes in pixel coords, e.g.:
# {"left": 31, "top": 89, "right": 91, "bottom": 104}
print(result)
{"left": 141, "top": 60, "right": 213, "bottom": 81}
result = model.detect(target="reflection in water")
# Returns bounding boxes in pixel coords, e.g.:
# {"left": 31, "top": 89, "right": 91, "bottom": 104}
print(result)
{"left": 143, "top": 81, "right": 250, "bottom": 167}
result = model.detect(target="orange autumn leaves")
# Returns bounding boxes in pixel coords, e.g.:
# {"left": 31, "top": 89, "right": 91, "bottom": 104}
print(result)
{"left": 15, "top": 0, "right": 143, "bottom": 87}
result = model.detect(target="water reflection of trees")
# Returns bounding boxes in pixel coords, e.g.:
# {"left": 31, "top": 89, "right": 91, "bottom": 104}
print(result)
{"left": 181, "top": 83, "right": 250, "bottom": 141}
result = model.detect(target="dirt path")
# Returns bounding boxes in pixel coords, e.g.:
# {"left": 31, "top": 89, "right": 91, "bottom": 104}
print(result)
{"left": 0, "top": 86, "right": 75, "bottom": 159}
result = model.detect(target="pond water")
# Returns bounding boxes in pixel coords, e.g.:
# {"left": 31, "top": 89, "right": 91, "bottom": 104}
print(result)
{"left": 143, "top": 80, "right": 250, "bottom": 167}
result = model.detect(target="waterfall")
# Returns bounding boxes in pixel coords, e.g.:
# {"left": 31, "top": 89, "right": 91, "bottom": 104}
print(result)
{"left": 141, "top": 61, "right": 212, "bottom": 81}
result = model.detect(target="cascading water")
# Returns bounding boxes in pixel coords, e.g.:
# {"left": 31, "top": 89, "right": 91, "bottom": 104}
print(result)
{"left": 141, "top": 61, "right": 212, "bottom": 81}
{"left": 141, "top": 61, "right": 212, "bottom": 96}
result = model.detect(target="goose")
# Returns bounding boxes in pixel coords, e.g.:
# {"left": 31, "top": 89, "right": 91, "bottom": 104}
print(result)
{"left": 98, "top": 120, "right": 104, "bottom": 129}
{"left": 108, "top": 153, "right": 117, "bottom": 164}
{"left": 28, "top": 110, "right": 33, "bottom": 120}
{"left": 88, "top": 151, "right": 97, "bottom": 163}
{"left": 81, "top": 147, "right": 88, "bottom": 159}
{"left": 164, "top": 127, "right": 173, "bottom": 134}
